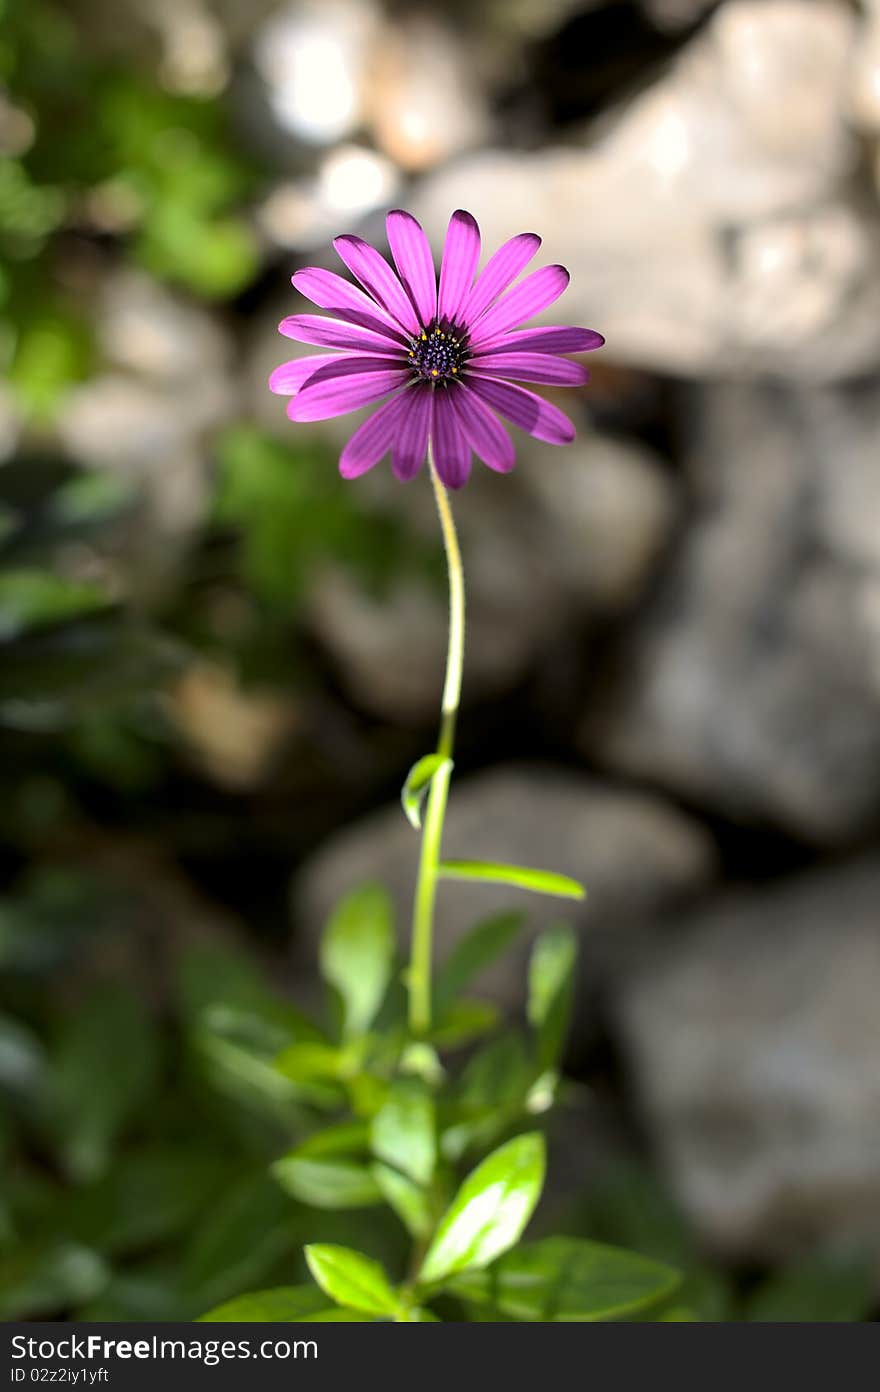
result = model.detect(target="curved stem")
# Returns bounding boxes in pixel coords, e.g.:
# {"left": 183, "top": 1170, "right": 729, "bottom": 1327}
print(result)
{"left": 408, "top": 444, "right": 466, "bottom": 1035}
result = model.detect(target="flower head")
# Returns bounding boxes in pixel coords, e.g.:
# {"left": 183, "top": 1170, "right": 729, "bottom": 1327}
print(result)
{"left": 270, "top": 209, "right": 604, "bottom": 489}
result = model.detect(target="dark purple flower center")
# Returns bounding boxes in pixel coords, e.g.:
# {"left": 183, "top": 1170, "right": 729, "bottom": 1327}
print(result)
{"left": 408, "top": 322, "right": 467, "bottom": 384}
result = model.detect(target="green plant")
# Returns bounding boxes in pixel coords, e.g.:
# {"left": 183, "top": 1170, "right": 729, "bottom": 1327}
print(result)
{"left": 197, "top": 885, "right": 679, "bottom": 1323}
{"left": 194, "top": 419, "right": 681, "bottom": 1321}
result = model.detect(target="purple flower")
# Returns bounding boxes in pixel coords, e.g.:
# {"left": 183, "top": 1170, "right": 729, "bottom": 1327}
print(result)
{"left": 270, "top": 209, "right": 604, "bottom": 489}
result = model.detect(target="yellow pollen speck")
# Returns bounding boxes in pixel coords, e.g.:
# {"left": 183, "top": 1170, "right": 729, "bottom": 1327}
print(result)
{"left": 451, "top": 366, "right": 458, "bottom": 373}
{"left": 421, "top": 332, "right": 427, "bottom": 341}
{"left": 431, "top": 368, "right": 439, "bottom": 376}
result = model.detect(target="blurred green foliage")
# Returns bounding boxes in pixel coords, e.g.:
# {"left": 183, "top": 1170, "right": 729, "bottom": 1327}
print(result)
{"left": 214, "top": 426, "right": 440, "bottom": 616}
{"left": 3, "top": 869, "right": 873, "bottom": 1322}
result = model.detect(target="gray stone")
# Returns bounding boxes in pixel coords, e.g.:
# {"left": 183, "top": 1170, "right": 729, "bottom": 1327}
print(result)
{"left": 293, "top": 764, "right": 716, "bottom": 1014}
{"left": 410, "top": 1, "right": 880, "bottom": 381}
{"left": 612, "top": 857, "right": 880, "bottom": 1263}
{"left": 583, "top": 380, "right": 880, "bottom": 844}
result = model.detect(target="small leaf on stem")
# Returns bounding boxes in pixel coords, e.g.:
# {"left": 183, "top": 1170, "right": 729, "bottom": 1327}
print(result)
{"left": 401, "top": 754, "right": 453, "bottom": 831}
{"left": 198, "top": 1285, "right": 328, "bottom": 1322}
{"left": 370, "top": 1162, "right": 433, "bottom": 1240}
{"left": 433, "top": 911, "right": 523, "bottom": 1017}
{"left": 319, "top": 884, "right": 394, "bottom": 1039}
{"left": 448, "top": 1236, "right": 680, "bottom": 1321}
{"left": 370, "top": 1077, "right": 436, "bottom": 1187}
{"left": 418, "top": 1132, "right": 545, "bottom": 1286}
{"left": 528, "top": 924, "right": 577, "bottom": 1071}
{"left": 438, "top": 861, "right": 585, "bottom": 901}
{"left": 271, "top": 1156, "right": 382, "bottom": 1210}
{"left": 305, "top": 1244, "right": 401, "bottom": 1317}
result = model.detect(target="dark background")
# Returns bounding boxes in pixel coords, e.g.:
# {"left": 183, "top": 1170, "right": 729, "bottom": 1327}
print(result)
{"left": 2, "top": 0, "right": 880, "bottom": 1321}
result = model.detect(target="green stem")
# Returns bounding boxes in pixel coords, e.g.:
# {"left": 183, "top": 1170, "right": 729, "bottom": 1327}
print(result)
{"left": 408, "top": 444, "right": 465, "bottom": 1035}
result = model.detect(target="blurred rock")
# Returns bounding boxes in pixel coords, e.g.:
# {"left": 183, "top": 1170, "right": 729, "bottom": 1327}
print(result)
{"left": 612, "top": 856, "right": 880, "bottom": 1263}
{"left": 58, "top": 273, "right": 237, "bottom": 589}
{"left": 59, "top": 376, "right": 212, "bottom": 548}
{"left": 253, "top": 0, "right": 381, "bottom": 147}
{"left": 582, "top": 380, "right": 880, "bottom": 844}
{"left": 411, "top": 0, "right": 880, "bottom": 381}
{"left": 366, "top": 15, "right": 493, "bottom": 172}
{"left": 521, "top": 432, "right": 680, "bottom": 612}
{"left": 257, "top": 147, "right": 399, "bottom": 250}
{"left": 294, "top": 764, "right": 716, "bottom": 1014}
{"left": 847, "top": 0, "right": 880, "bottom": 136}
{"left": 167, "top": 660, "right": 300, "bottom": 791}
{"left": 98, "top": 270, "right": 233, "bottom": 386}
{"left": 304, "top": 433, "right": 678, "bottom": 722}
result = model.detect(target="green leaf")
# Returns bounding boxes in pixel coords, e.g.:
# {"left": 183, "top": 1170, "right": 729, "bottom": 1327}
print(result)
{"left": 441, "top": 1034, "right": 534, "bottom": 1160}
{"left": 433, "top": 911, "right": 524, "bottom": 1017}
{"left": 448, "top": 1237, "right": 680, "bottom": 1321}
{"left": 177, "top": 943, "right": 323, "bottom": 1048}
{"left": 401, "top": 754, "right": 452, "bottom": 830}
{"left": 418, "top": 1133, "right": 545, "bottom": 1286}
{"left": 0, "top": 569, "right": 108, "bottom": 640}
{"left": 273, "top": 1041, "right": 356, "bottom": 1083}
{"left": 199, "top": 1286, "right": 329, "bottom": 1322}
{"left": 180, "top": 1174, "right": 303, "bottom": 1312}
{"left": 0, "top": 1241, "right": 108, "bottom": 1320}
{"left": 370, "top": 1078, "right": 435, "bottom": 1187}
{"left": 305, "top": 1244, "right": 401, "bottom": 1317}
{"left": 656, "top": 1307, "right": 698, "bottom": 1321}
{"left": 438, "top": 861, "right": 585, "bottom": 901}
{"left": 304, "top": 1309, "right": 377, "bottom": 1322}
{"left": 46, "top": 985, "right": 160, "bottom": 1182}
{"left": 399, "top": 1040, "right": 444, "bottom": 1085}
{"left": 320, "top": 884, "right": 394, "bottom": 1038}
{"left": 295, "top": 1122, "right": 371, "bottom": 1159}
{"left": 430, "top": 999, "right": 499, "bottom": 1049}
{"left": 528, "top": 925, "right": 577, "bottom": 1071}
{"left": 370, "top": 1162, "right": 433, "bottom": 1240}
{"left": 272, "top": 1156, "right": 383, "bottom": 1210}
{"left": 745, "top": 1252, "right": 876, "bottom": 1323}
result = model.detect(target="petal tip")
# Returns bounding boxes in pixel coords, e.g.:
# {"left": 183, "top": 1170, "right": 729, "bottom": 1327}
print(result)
{"left": 450, "top": 208, "right": 479, "bottom": 229}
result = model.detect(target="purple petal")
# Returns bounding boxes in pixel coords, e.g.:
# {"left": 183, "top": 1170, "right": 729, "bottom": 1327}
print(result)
{"left": 461, "top": 233, "right": 541, "bottom": 324}
{"left": 333, "top": 235, "right": 420, "bottom": 336}
{"left": 472, "top": 325, "right": 605, "bottom": 355}
{"left": 446, "top": 382, "right": 515, "bottom": 474}
{"left": 287, "top": 357, "right": 410, "bottom": 422}
{"left": 466, "top": 376, "right": 576, "bottom": 446}
{"left": 468, "top": 265, "right": 571, "bottom": 346}
{"left": 292, "top": 267, "right": 409, "bottom": 343}
{"left": 468, "top": 353, "right": 588, "bottom": 386}
{"left": 279, "top": 313, "right": 404, "bottom": 356}
{"left": 339, "top": 391, "right": 411, "bottom": 479}
{"left": 430, "top": 389, "right": 472, "bottom": 489}
{"left": 392, "top": 384, "right": 432, "bottom": 482}
{"left": 437, "top": 210, "right": 481, "bottom": 325}
{"left": 269, "top": 353, "right": 344, "bottom": 396}
{"left": 386, "top": 210, "right": 436, "bottom": 331}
